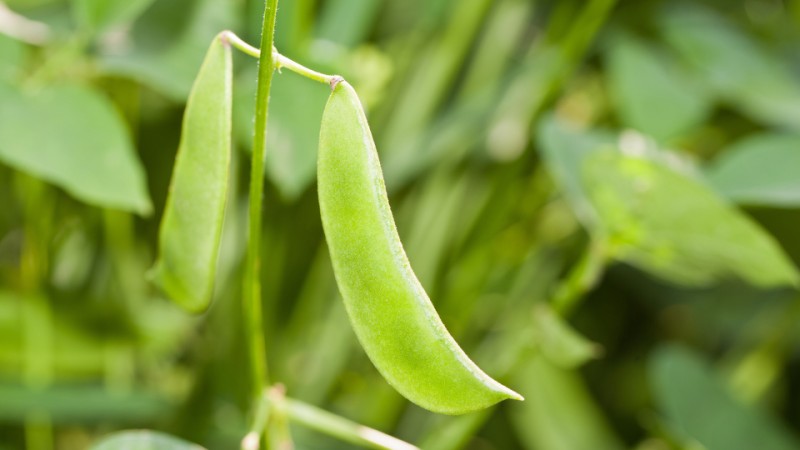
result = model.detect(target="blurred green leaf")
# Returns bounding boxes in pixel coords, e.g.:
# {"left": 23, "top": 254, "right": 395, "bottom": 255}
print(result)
{"left": 650, "top": 344, "right": 800, "bottom": 450}
{"left": 100, "top": 0, "right": 237, "bottom": 101}
{"left": 315, "top": 0, "right": 382, "bottom": 49}
{"left": 91, "top": 430, "right": 205, "bottom": 450}
{"left": 536, "top": 115, "right": 616, "bottom": 228}
{"left": 0, "top": 385, "right": 170, "bottom": 422}
{"left": 509, "top": 353, "right": 624, "bottom": 450}
{"left": 583, "top": 148, "right": 799, "bottom": 287}
{"left": 0, "top": 291, "right": 116, "bottom": 378}
{"left": 0, "top": 34, "right": 25, "bottom": 82}
{"left": 606, "top": 34, "right": 712, "bottom": 141}
{"left": 707, "top": 133, "right": 800, "bottom": 208}
{"left": 51, "top": 226, "right": 95, "bottom": 290}
{"left": 531, "top": 304, "right": 601, "bottom": 368}
{"left": 0, "top": 82, "right": 152, "bottom": 214}
{"left": 72, "top": 0, "right": 155, "bottom": 34}
{"left": 658, "top": 4, "right": 800, "bottom": 130}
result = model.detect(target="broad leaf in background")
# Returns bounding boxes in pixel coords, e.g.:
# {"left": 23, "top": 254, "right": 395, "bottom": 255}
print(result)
{"left": 0, "top": 82, "right": 152, "bottom": 214}
{"left": 582, "top": 148, "right": 799, "bottom": 287}
{"left": 531, "top": 304, "right": 601, "bottom": 368}
{"left": 650, "top": 345, "right": 800, "bottom": 450}
{"left": 100, "top": 0, "right": 237, "bottom": 101}
{"left": 707, "top": 133, "right": 800, "bottom": 208}
{"left": 234, "top": 69, "right": 329, "bottom": 200}
{"left": 509, "top": 353, "right": 624, "bottom": 450}
{"left": 0, "top": 34, "right": 25, "bottom": 82}
{"left": 536, "top": 116, "right": 616, "bottom": 228}
{"left": 606, "top": 34, "right": 712, "bottom": 141}
{"left": 658, "top": 4, "right": 800, "bottom": 130}
{"left": 72, "top": 0, "right": 156, "bottom": 34}
{"left": 91, "top": 430, "right": 205, "bottom": 450}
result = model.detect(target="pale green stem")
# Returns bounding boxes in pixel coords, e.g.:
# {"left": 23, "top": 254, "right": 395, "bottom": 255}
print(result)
{"left": 279, "top": 397, "right": 418, "bottom": 450}
{"left": 220, "top": 30, "right": 261, "bottom": 58}
{"left": 220, "top": 30, "right": 341, "bottom": 88}
{"left": 241, "top": 389, "right": 272, "bottom": 450}
{"left": 0, "top": 2, "right": 51, "bottom": 45}
{"left": 245, "top": 385, "right": 417, "bottom": 450}
{"left": 274, "top": 54, "right": 342, "bottom": 87}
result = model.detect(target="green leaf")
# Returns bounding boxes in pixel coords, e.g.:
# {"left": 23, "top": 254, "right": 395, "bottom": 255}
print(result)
{"left": 536, "top": 115, "right": 616, "bottom": 228}
{"left": 0, "top": 384, "right": 169, "bottom": 423}
{"left": 0, "top": 82, "right": 151, "bottom": 214}
{"left": 582, "top": 148, "right": 799, "bottom": 287}
{"left": 0, "top": 34, "right": 25, "bottom": 82}
{"left": 100, "top": 0, "right": 237, "bottom": 101}
{"left": 707, "top": 133, "right": 800, "bottom": 208}
{"left": 658, "top": 4, "right": 800, "bottom": 130}
{"left": 91, "top": 430, "right": 205, "bottom": 450}
{"left": 606, "top": 34, "right": 711, "bottom": 141}
{"left": 149, "top": 35, "right": 232, "bottom": 313}
{"left": 650, "top": 345, "right": 800, "bottom": 450}
{"left": 538, "top": 118, "right": 798, "bottom": 288}
{"left": 72, "top": 0, "right": 155, "bottom": 34}
{"left": 531, "top": 304, "right": 601, "bottom": 368}
{"left": 509, "top": 353, "right": 624, "bottom": 450}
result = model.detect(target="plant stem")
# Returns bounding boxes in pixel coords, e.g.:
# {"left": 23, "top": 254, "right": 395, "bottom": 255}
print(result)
{"left": 220, "top": 31, "right": 261, "bottom": 58}
{"left": 220, "top": 30, "right": 341, "bottom": 87}
{"left": 241, "top": 389, "right": 273, "bottom": 450}
{"left": 551, "top": 238, "right": 608, "bottom": 316}
{"left": 275, "top": 54, "right": 342, "bottom": 87}
{"left": 244, "top": 0, "right": 279, "bottom": 432}
{"left": 279, "top": 397, "right": 419, "bottom": 450}
{"left": 725, "top": 296, "right": 800, "bottom": 402}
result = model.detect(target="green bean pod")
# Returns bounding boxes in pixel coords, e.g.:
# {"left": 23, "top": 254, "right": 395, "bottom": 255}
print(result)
{"left": 318, "top": 80, "right": 522, "bottom": 414}
{"left": 149, "top": 34, "right": 232, "bottom": 313}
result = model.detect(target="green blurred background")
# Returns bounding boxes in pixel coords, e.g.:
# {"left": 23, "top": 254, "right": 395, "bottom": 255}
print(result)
{"left": 1, "top": 0, "right": 800, "bottom": 448}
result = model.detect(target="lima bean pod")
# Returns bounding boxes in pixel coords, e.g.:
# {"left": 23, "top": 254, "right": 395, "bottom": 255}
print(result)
{"left": 318, "top": 80, "right": 522, "bottom": 414}
{"left": 149, "top": 35, "right": 232, "bottom": 313}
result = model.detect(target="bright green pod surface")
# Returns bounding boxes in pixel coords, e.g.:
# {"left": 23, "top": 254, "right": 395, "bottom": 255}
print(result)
{"left": 318, "top": 81, "right": 522, "bottom": 414}
{"left": 149, "top": 35, "right": 232, "bottom": 313}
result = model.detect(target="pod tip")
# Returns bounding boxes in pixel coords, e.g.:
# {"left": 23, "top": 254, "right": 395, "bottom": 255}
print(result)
{"left": 502, "top": 385, "right": 524, "bottom": 402}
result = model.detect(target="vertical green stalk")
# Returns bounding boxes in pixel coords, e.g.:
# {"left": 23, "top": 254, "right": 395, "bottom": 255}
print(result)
{"left": 16, "top": 175, "right": 54, "bottom": 450}
{"left": 244, "top": 0, "right": 279, "bottom": 415}
{"left": 551, "top": 239, "right": 608, "bottom": 316}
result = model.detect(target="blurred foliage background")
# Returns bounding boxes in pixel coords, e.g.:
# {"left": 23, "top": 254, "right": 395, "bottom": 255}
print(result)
{"left": 1, "top": 0, "right": 800, "bottom": 449}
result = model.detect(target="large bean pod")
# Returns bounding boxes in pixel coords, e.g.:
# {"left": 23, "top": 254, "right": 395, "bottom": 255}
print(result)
{"left": 318, "top": 80, "right": 522, "bottom": 414}
{"left": 149, "top": 35, "right": 232, "bottom": 313}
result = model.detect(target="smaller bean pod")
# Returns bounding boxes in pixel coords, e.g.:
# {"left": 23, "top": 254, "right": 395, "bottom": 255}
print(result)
{"left": 149, "top": 34, "right": 233, "bottom": 313}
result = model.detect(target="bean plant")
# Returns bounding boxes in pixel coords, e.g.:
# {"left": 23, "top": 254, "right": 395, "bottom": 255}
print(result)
{"left": 1, "top": 0, "right": 800, "bottom": 449}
